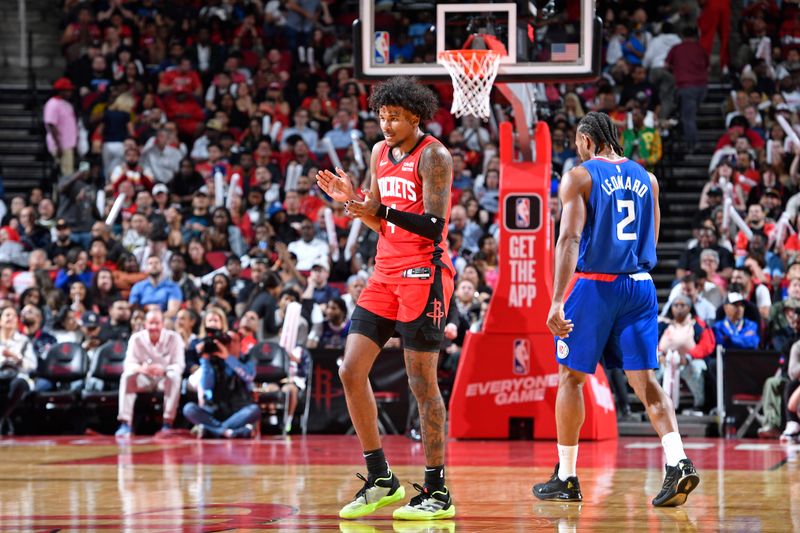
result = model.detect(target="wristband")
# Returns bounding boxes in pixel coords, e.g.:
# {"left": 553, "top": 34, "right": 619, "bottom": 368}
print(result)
{"left": 376, "top": 203, "right": 389, "bottom": 219}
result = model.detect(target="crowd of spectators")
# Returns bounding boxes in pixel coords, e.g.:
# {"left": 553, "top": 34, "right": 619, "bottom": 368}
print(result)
{"left": 1, "top": 1, "right": 799, "bottom": 440}
{"left": 658, "top": 0, "right": 800, "bottom": 442}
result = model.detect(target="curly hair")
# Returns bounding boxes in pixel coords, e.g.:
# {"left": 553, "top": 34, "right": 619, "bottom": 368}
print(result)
{"left": 368, "top": 77, "right": 439, "bottom": 121}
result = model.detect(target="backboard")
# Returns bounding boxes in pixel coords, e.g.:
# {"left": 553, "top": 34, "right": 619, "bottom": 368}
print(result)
{"left": 354, "top": 0, "right": 601, "bottom": 83}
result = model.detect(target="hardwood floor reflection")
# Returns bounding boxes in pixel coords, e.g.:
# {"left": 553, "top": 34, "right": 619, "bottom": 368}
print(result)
{"left": 0, "top": 436, "right": 797, "bottom": 531}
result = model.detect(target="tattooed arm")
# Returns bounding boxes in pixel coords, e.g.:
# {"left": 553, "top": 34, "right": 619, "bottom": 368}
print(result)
{"left": 346, "top": 142, "right": 453, "bottom": 240}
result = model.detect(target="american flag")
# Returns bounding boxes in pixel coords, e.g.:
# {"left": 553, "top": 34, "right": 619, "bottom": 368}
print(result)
{"left": 551, "top": 43, "right": 579, "bottom": 61}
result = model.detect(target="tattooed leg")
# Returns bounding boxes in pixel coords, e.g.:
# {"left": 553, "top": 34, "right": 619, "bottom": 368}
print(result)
{"left": 404, "top": 348, "right": 446, "bottom": 466}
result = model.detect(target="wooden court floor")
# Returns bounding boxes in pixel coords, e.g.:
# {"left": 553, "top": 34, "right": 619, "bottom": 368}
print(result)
{"left": 0, "top": 435, "right": 798, "bottom": 532}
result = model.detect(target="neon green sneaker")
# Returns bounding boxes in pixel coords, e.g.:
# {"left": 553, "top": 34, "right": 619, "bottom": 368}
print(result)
{"left": 339, "top": 471, "right": 406, "bottom": 519}
{"left": 392, "top": 484, "right": 455, "bottom": 520}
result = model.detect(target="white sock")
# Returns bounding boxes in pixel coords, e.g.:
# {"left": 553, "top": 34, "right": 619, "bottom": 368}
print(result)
{"left": 661, "top": 432, "right": 688, "bottom": 467}
{"left": 557, "top": 444, "right": 578, "bottom": 481}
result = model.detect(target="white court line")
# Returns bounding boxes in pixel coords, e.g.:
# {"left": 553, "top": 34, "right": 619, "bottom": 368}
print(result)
{"left": 734, "top": 444, "right": 774, "bottom": 451}
{"left": 625, "top": 442, "right": 715, "bottom": 450}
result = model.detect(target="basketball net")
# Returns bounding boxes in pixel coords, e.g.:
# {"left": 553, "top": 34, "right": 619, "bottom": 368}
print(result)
{"left": 438, "top": 49, "right": 501, "bottom": 120}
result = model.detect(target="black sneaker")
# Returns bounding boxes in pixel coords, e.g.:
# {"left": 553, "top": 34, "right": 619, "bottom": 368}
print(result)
{"left": 652, "top": 458, "right": 700, "bottom": 507}
{"left": 532, "top": 464, "right": 582, "bottom": 502}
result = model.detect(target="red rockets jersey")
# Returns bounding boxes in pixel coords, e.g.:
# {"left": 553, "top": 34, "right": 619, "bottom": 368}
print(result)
{"left": 373, "top": 134, "right": 455, "bottom": 284}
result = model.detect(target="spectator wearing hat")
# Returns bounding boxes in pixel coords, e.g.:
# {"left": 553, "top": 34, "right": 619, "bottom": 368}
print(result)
{"left": 657, "top": 294, "right": 716, "bottom": 414}
{"left": 303, "top": 262, "right": 340, "bottom": 306}
{"left": 768, "top": 279, "right": 800, "bottom": 352}
{"left": 748, "top": 165, "right": 788, "bottom": 213}
{"left": 666, "top": 26, "right": 709, "bottom": 154}
{"left": 713, "top": 291, "right": 760, "bottom": 350}
{"left": 141, "top": 128, "right": 183, "bottom": 185}
{"left": 80, "top": 311, "right": 104, "bottom": 355}
{"left": 151, "top": 183, "right": 171, "bottom": 213}
{"left": 44, "top": 77, "right": 78, "bottom": 177}
{"left": 183, "top": 188, "right": 213, "bottom": 241}
{"left": 129, "top": 255, "right": 183, "bottom": 319}
{"left": 47, "top": 219, "right": 79, "bottom": 264}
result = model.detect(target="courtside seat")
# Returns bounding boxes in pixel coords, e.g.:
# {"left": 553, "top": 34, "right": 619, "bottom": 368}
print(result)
{"left": 81, "top": 340, "right": 127, "bottom": 407}
{"left": 32, "top": 343, "right": 88, "bottom": 409}
{"left": 732, "top": 393, "right": 765, "bottom": 438}
{"left": 251, "top": 341, "right": 290, "bottom": 435}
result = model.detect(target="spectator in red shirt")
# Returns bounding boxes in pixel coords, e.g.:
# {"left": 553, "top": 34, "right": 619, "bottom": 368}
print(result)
{"left": 195, "top": 144, "right": 232, "bottom": 181}
{"left": 163, "top": 86, "right": 205, "bottom": 141}
{"left": 158, "top": 56, "right": 203, "bottom": 100}
{"left": 735, "top": 203, "right": 775, "bottom": 258}
{"left": 108, "top": 147, "right": 154, "bottom": 194}
{"left": 780, "top": 11, "right": 800, "bottom": 55}
{"left": 295, "top": 175, "right": 326, "bottom": 222}
{"left": 301, "top": 79, "right": 336, "bottom": 119}
{"left": 666, "top": 26, "right": 709, "bottom": 154}
{"left": 61, "top": 7, "right": 101, "bottom": 63}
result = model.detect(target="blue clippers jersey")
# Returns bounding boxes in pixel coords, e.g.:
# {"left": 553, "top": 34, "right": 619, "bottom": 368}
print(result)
{"left": 576, "top": 157, "right": 657, "bottom": 274}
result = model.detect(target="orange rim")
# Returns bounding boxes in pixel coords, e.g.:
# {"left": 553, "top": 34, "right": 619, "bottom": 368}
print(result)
{"left": 438, "top": 49, "right": 500, "bottom": 78}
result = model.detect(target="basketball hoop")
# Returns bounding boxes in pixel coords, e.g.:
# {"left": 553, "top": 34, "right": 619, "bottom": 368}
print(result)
{"left": 438, "top": 49, "right": 501, "bottom": 120}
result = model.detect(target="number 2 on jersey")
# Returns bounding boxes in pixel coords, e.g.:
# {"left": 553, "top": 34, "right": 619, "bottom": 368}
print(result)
{"left": 616, "top": 199, "right": 636, "bottom": 241}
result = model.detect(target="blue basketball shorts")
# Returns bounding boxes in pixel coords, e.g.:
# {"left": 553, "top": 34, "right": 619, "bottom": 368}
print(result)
{"left": 554, "top": 272, "right": 658, "bottom": 374}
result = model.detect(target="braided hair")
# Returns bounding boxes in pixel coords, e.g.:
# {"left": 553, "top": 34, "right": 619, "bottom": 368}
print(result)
{"left": 577, "top": 111, "right": 624, "bottom": 156}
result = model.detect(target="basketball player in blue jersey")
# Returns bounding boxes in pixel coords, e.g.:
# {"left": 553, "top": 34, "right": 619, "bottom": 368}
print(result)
{"left": 533, "top": 112, "right": 699, "bottom": 507}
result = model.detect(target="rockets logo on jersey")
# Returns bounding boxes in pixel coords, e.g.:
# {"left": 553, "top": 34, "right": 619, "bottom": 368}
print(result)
{"left": 378, "top": 175, "right": 417, "bottom": 201}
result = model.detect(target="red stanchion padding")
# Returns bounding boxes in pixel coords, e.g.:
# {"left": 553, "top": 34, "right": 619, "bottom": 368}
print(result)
{"left": 448, "top": 121, "right": 618, "bottom": 440}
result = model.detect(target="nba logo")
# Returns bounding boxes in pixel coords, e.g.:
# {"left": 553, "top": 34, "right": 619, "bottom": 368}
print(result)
{"left": 516, "top": 198, "right": 530, "bottom": 228}
{"left": 513, "top": 339, "right": 530, "bottom": 375}
{"left": 375, "top": 32, "right": 390, "bottom": 65}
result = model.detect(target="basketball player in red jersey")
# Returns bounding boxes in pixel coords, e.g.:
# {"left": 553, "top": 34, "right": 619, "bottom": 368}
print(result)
{"left": 316, "top": 77, "right": 455, "bottom": 521}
